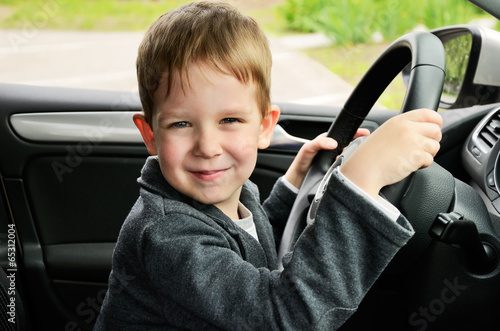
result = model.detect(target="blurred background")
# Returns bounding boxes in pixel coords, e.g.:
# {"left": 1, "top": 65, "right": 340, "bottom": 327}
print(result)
{"left": 0, "top": 0, "right": 496, "bottom": 109}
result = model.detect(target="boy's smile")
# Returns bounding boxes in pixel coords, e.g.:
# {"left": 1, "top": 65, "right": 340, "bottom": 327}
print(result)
{"left": 134, "top": 63, "right": 279, "bottom": 219}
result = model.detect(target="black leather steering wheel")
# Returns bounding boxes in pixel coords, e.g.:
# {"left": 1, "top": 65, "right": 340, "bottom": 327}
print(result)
{"left": 277, "top": 31, "right": 446, "bottom": 267}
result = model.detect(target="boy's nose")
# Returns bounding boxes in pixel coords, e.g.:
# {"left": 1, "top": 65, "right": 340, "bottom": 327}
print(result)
{"left": 193, "top": 130, "right": 223, "bottom": 158}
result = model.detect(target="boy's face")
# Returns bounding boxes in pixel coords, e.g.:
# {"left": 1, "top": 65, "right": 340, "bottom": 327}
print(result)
{"left": 134, "top": 63, "right": 279, "bottom": 218}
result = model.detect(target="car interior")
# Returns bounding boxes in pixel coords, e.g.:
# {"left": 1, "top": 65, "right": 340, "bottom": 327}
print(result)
{"left": 2, "top": 0, "right": 500, "bottom": 330}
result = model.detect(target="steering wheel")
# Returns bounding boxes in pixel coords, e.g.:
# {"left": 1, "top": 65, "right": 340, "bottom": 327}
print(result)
{"left": 277, "top": 31, "right": 446, "bottom": 267}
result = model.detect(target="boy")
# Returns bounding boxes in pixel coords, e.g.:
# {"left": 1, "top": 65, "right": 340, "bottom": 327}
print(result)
{"left": 94, "top": 1, "right": 442, "bottom": 330}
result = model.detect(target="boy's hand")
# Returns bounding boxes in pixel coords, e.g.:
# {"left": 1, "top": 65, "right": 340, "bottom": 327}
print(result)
{"left": 284, "top": 128, "right": 370, "bottom": 189}
{"left": 340, "top": 108, "right": 443, "bottom": 199}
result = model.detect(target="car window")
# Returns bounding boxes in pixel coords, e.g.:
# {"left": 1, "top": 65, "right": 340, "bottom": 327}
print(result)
{"left": 0, "top": 0, "right": 497, "bottom": 109}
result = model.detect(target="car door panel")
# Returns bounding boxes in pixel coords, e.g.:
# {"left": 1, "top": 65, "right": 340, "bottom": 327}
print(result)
{"left": 25, "top": 156, "right": 144, "bottom": 244}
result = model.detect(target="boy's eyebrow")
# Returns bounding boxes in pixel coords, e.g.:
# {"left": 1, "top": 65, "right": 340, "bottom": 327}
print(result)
{"left": 218, "top": 106, "right": 253, "bottom": 117}
{"left": 156, "top": 108, "right": 187, "bottom": 123}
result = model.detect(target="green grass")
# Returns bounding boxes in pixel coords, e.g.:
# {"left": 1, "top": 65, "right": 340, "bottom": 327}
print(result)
{"left": 280, "top": 0, "right": 491, "bottom": 45}
{"left": 0, "top": 0, "right": 287, "bottom": 32}
{"left": 304, "top": 42, "right": 406, "bottom": 109}
{"left": 0, "top": 0, "right": 191, "bottom": 31}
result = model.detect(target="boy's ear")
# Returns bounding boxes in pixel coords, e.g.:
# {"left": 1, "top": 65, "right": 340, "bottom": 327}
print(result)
{"left": 258, "top": 105, "right": 280, "bottom": 149}
{"left": 133, "top": 113, "right": 158, "bottom": 155}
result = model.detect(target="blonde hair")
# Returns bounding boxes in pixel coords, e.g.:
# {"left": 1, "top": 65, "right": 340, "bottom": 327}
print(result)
{"left": 136, "top": 1, "right": 272, "bottom": 125}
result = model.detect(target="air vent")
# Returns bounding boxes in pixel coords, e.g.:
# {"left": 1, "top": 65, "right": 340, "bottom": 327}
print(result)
{"left": 478, "top": 111, "right": 500, "bottom": 150}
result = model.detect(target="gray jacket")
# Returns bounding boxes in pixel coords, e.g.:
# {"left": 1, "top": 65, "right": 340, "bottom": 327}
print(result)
{"left": 94, "top": 156, "right": 414, "bottom": 330}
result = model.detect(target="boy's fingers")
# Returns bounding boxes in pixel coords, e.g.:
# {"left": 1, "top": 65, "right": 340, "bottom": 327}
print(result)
{"left": 354, "top": 128, "right": 370, "bottom": 138}
{"left": 323, "top": 137, "right": 338, "bottom": 150}
{"left": 407, "top": 108, "right": 443, "bottom": 127}
{"left": 413, "top": 121, "right": 443, "bottom": 142}
{"left": 422, "top": 144, "right": 438, "bottom": 167}
{"left": 296, "top": 136, "right": 338, "bottom": 169}
{"left": 427, "top": 123, "right": 443, "bottom": 142}
{"left": 308, "top": 134, "right": 337, "bottom": 152}
{"left": 304, "top": 138, "right": 337, "bottom": 157}
{"left": 423, "top": 136, "right": 441, "bottom": 157}
{"left": 311, "top": 130, "right": 368, "bottom": 151}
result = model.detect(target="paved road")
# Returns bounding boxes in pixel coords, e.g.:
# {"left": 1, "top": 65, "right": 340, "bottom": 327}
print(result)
{"left": 0, "top": 29, "right": 353, "bottom": 106}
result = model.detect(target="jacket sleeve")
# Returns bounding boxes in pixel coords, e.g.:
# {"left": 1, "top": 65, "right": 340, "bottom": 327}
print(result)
{"left": 141, "top": 166, "right": 414, "bottom": 331}
{"left": 262, "top": 177, "right": 297, "bottom": 243}
{"left": 279, "top": 166, "right": 414, "bottom": 328}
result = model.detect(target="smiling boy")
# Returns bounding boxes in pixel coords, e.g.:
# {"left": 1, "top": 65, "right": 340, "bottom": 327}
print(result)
{"left": 94, "top": 1, "right": 442, "bottom": 330}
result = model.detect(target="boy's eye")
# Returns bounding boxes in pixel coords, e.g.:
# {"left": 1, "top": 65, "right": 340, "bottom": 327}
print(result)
{"left": 220, "top": 118, "right": 240, "bottom": 124}
{"left": 171, "top": 121, "right": 190, "bottom": 128}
